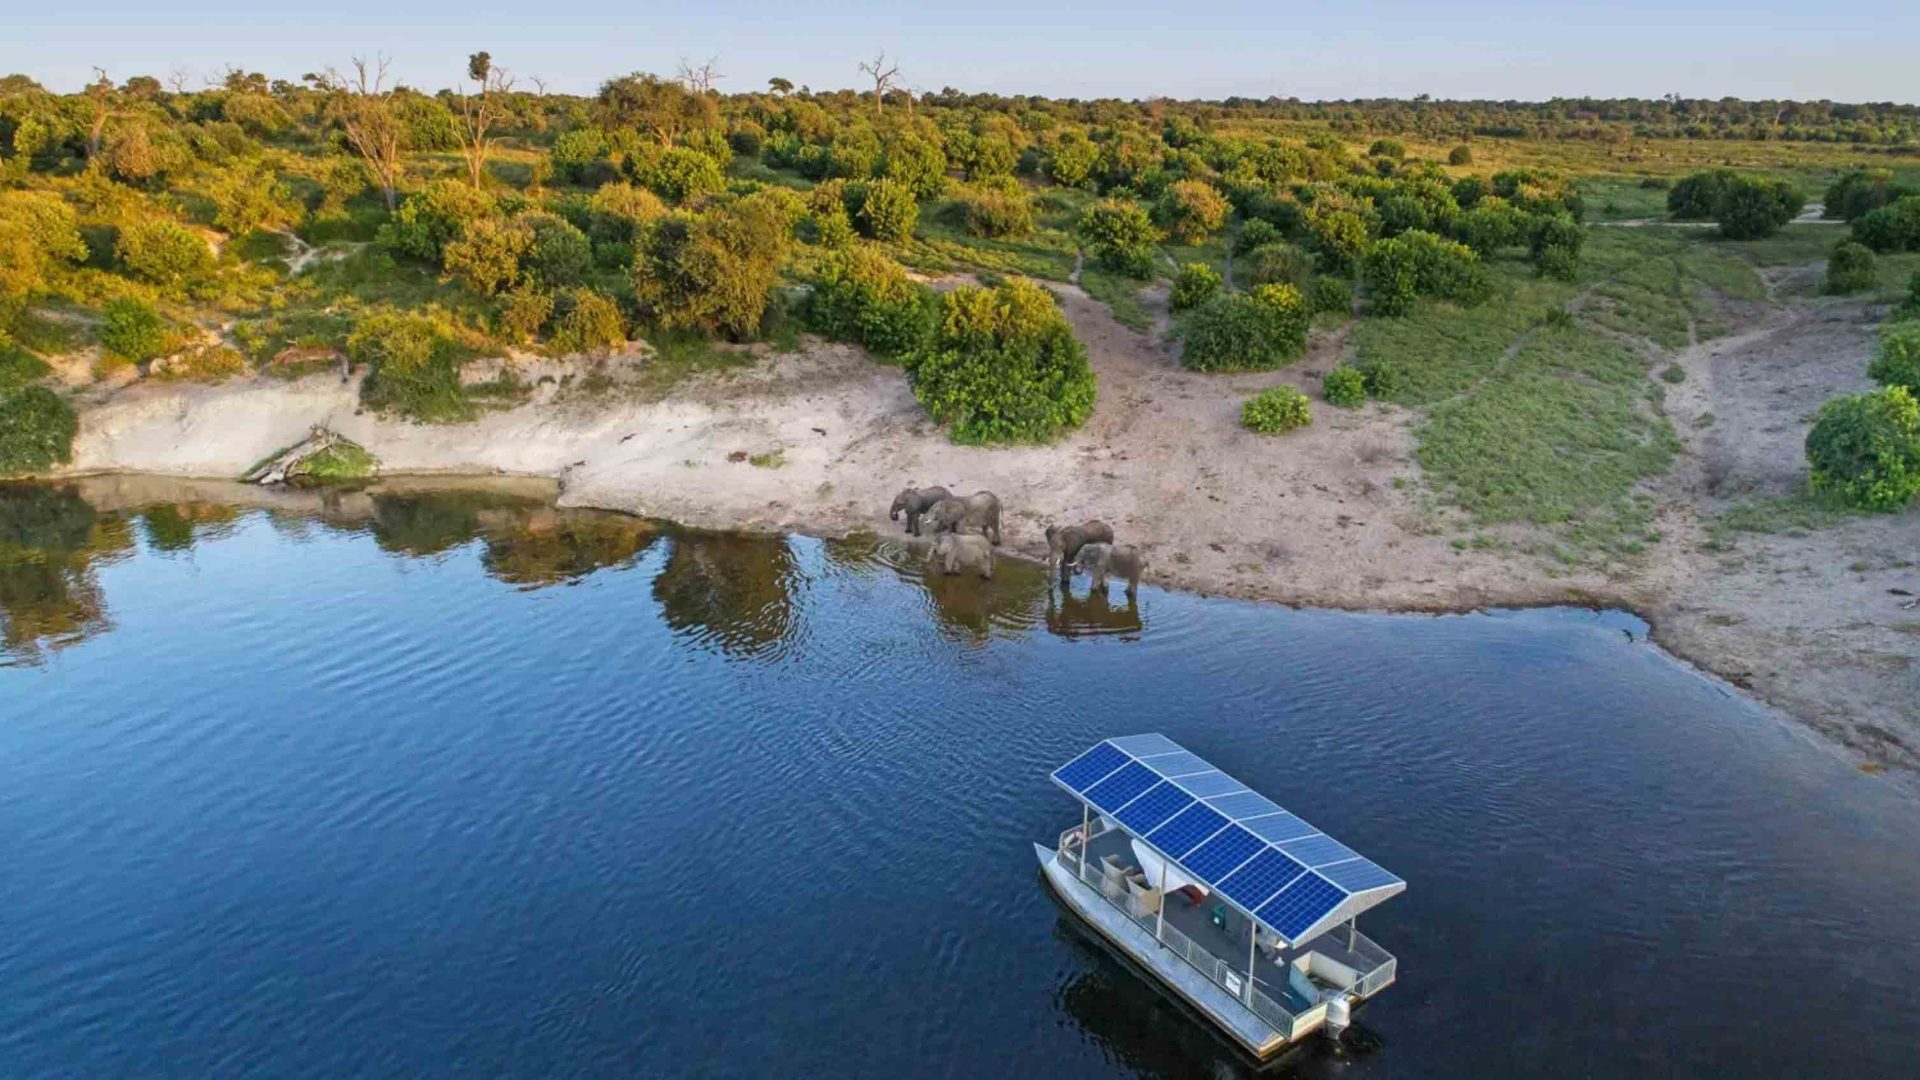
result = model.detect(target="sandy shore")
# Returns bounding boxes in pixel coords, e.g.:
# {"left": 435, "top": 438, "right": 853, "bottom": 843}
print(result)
{"left": 51, "top": 282, "right": 1919, "bottom": 781}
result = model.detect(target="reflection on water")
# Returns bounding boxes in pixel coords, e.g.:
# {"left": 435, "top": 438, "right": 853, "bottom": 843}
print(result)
{"left": 0, "top": 484, "right": 131, "bottom": 663}
{"left": 653, "top": 529, "right": 802, "bottom": 658}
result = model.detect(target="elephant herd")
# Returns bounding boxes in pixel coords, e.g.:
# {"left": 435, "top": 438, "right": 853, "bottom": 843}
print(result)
{"left": 889, "top": 485, "right": 1147, "bottom": 597}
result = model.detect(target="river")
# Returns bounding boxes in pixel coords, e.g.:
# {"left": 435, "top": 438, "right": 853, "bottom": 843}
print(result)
{"left": 2, "top": 477, "right": 1916, "bottom": 1079}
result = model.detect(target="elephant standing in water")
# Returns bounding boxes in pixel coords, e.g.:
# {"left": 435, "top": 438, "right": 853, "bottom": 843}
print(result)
{"left": 927, "top": 491, "right": 1003, "bottom": 545}
{"left": 927, "top": 532, "right": 994, "bottom": 579}
{"left": 1045, "top": 520, "right": 1113, "bottom": 585}
{"left": 1075, "top": 542, "right": 1147, "bottom": 597}
{"left": 888, "top": 485, "right": 951, "bottom": 537}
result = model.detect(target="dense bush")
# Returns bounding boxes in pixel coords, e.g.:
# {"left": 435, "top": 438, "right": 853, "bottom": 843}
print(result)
{"left": 905, "top": 278, "right": 1096, "bottom": 444}
{"left": 1362, "top": 230, "right": 1488, "bottom": 315}
{"left": 1825, "top": 169, "right": 1911, "bottom": 222}
{"left": 1169, "top": 263, "right": 1222, "bottom": 312}
{"left": 1713, "top": 175, "right": 1804, "bottom": 240}
{"left": 1667, "top": 170, "right": 1734, "bottom": 220}
{"left": 517, "top": 212, "right": 592, "bottom": 289}
{"left": 0, "top": 191, "right": 87, "bottom": 300}
{"left": 1451, "top": 200, "right": 1526, "bottom": 254}
{"left": 1234, "top": 218, "right": 1282, "bottom": 255}
{"left": 115, "top": 217, "right": 212, "bottom": 290}
{"left": 881, "top": 136, "right": 947, "bottom": 200}
{"left": 1805, "top": 387, "right": 1920, "bottom": 511}
{"left": 152, "top": 344, "right": 246, "bottom": 383}
{"left": 1826, "top": 241, "right": 1877, "bottom": 295}
{"left": 1178, "top": 284, "right": 1309, "bottom": 371}
{"left": 348, "top": 310, "right": 467, "bottom": 421}
{"left": 384, "top": 181, "right": 497, "bottom": 262}
{"left": 634, "top": 191, "right": 795, "bottom": 338}
{"left": 496, "top": 285, "right": 554, "bottom": 343}
{"left": 1529, "top": 213, "right": 1583, "bottom": 280}
{"left": 1305, "top": 275, "right": 1353, "bottom": 315}
{"left": 1245, "top": 242, "right": 1314, "bottom": 288}
{"left": 550, "top": 289, "right": 626, "bottom": 354}
{"left": 1356, "top": 358, "right": 1400, "bottom": 398}
{"left": 1448, "top": 145, "right": 1473, "bottom": 166}
{"left": 857, "top": 178, "right": 918, "bottom": 244}
{"left": 1156, "top": 179, "right": 1229, "bottom": 244}
{"left": 1322, "top": 366, "right": 1366, "bottom": 407}
{"left": 1241, "top": 385, "right": 1311, "bottom": 433}
{"left": 1076, "top": 198, "right": 1162, "bottom": 277}
{"left": 0, "top": 344, "right": 50, "bottom": 392}
{"left": 1870, "top": 323, "right": 1920, "bottom": 397}
{"left": 99, "top": 297, "right": 172, "bottom": 362}
{"left": 956, "top": 181, "right": 1034, "bottom": 239}
{"left": 1045, "top": 131, "right": 1098, "bottom": 189}
{"left": 0, "top": 385, "right": 78, "bottom": 473}
{"left": 1852, "top": 196, "right": 1920, "bottom": 253}
{"left": 806, "top": 245, "right": 934, "bottom": 358}
{"left": 641, "top": 146, "right": 726, "bottom": 203}
{"left": 1303, "top": 201, "right": 1371, "bottom": 273}
{"left": 1367, "top": 139, "right": 1405, "bottom": 162}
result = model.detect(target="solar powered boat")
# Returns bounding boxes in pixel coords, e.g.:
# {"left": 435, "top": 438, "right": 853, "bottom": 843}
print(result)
{"left": 1036, "top": 734, "right": 1404, "bottom": 1060}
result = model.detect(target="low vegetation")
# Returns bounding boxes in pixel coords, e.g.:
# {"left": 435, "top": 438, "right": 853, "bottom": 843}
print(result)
{"left": 1242, "top": 385, "right": 1312, "bottom": 433}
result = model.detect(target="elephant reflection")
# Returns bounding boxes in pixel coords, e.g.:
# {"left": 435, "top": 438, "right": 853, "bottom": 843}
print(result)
{"left": 652, "top": 530, "right": 803, "bottom": 658}
{"left": 1046, "top": 582, "right": 1143, "bottom": 638}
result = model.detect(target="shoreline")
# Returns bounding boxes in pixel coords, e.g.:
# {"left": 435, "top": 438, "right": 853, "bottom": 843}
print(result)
{"left": 38, "top": 280, "right": 1919, "bottom": 784}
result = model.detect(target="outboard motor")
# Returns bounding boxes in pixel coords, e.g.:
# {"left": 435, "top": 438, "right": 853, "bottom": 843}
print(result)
{"left": 1322, "top": 991, "right": 1353, "bottom": 1042}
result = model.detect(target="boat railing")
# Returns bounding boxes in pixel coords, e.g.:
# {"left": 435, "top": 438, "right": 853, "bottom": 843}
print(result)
{"left": 1055, "top": 832, "right": 1308, "bottom": 1042}
{"left": 1300, "top": 924, "right": 1397, "bottom": 998}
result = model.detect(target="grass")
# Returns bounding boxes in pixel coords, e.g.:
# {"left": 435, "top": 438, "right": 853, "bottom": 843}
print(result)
{"left": 1078, "top": 268, "right": 1154, "bottom": 333}
{"left": 1711, "top": 493, "right": 1853, "bottom": 542}
{"left": 291, "top": 441, "right": 379, "bottom": 483}
{"left": 748, "top": 449, "right": 786, "bottom": 468}
{"left": 1578, "top": 228, "right": 1762, "bottom": 347}
{"left": 1413, "top": 323, "right": 1681, "bottom": 562}
{"left": 631, "top": 328, "right": 758, "bottom": 397}
{"left": 1352, "top": 263, "right": 1577, "bottom": 406}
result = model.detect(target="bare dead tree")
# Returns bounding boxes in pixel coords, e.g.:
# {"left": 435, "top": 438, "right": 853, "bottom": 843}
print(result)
{"left": 166, "top": 67, "right": 192, "bottom": 95}
{"left": 677, "top": 56, "right": 723, "bottom": 95}
{"left": 858, "top": 52, "right": 901, "bottom": 116}
{"left": 84, "top": 68, "right": 116, "bottom": 157}
{"left": 324, "top": 56, "right": 406, "bottom": 212}
{"left": 457, "top": 53, "right": 514, "bottom": 189}
{"left": 528, "top": 74, "right": 549, "bottom": 96}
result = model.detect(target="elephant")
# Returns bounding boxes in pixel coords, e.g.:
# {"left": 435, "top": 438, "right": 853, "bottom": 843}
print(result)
{"left": 888, "top": 485, "right": 952, "bottom": 537}
{"left": 1045, "top": 520, "right": 1114, "bottom": 584}
{"left": 926, "top": 491, "right": 1003, "bottom": 545}
{"left": 927, "top": 532, "right": 994, "bottom": 579}
{"left": 1075, "top": 542, "right": 1147, "bottom": 597}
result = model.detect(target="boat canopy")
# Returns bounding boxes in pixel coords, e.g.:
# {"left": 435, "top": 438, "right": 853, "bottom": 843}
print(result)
{"left": 1051, "top": 733, "right": 1405, "bottom": 948}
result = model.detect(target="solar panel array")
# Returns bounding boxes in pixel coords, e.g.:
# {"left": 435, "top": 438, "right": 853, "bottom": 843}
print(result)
{"left": 1050, "top": 733, "right": 1404, "bottom": 944}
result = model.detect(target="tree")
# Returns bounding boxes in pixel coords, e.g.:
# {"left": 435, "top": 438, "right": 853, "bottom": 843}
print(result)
{"left": 634, "top": 191, "right": 795, "bottom": 337}
{"left": 1076, "top": 199, "right": 1161, "bottom": 277}
{"left": 858, "top": 52, "right": 902, "bottom": 116}
{"left": 677, "top": 57, "right": 723, "bottom": 94}
{"left": 1156, "top": 179, "right": 1229, "bottom": 244}
{"left": 324, "top": 57, "right": 406, "bottom": 211}
{"left": 595, "top": 72, "right": 719, "bottom": 146}
{"left": 1713, "top": 175, "right": 1803, "bottom": 240}
{"left": 457, "top": 51, "right": 514, "bottom": 189}
{"left": 857, "top": 178, "right": 918, "bottom": 243}
{"left": 905, "top": 278, "right": 1096, "bottom": 444}
{"left": 768, "top": 76, "right": 793, "bottom": 96}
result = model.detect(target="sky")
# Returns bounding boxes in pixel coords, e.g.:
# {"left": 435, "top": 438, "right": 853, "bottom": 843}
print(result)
{"left": 5, "top": 1, "right": 1916, "bottom": 102}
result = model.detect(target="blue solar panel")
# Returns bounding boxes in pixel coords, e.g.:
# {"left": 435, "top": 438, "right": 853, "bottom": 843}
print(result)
{"left": 1173, "top": 771, "right": 1247, "bottom": 798}
{"left": 1084, "top": 762, "right": 1159, "bottom": 813}
{"left": 1319, "top": 858, "right": 1403, "bottom": 894}
{"left": 1142, "top": 750, "right": 1212, "bottom": 777}
{"left": 1146, "top": 804, "right": 1230, "bottom": 858}
{"left": 1181, "top": 825, "right": 1265, "bottom": 883}
{"left": 1256, "top": 872, "right": 1346, "bottom": 941}
{"left": 1278, "top": 833, "right": 1358, "bottom": 867}
{"left": 1054, "top": 742, "right": 1130, "bottom": 793}
{"left": 1114, "top": 783, "right": 1194, "bottom": 834}
{"left": 1216, "top": 848, "right": 1307, "bottom": 910}
{"left": 1205, "top": 790, "right": 1283, "bottom": 820}
{"left": 1108, "top": 733, "right": 1184, "bottom": 757}
{"left": 1243, "top": 812, "right": 1318, "bottom": 843}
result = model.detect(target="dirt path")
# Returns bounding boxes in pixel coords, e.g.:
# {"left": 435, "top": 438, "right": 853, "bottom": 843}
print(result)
{"left": 54, "top": 277, "right": 1919, "bottom": 782}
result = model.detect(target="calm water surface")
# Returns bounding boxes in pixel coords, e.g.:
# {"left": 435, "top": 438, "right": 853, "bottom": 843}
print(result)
{"left": 2, "top": 478, "right": 1917, "bottom": 1079}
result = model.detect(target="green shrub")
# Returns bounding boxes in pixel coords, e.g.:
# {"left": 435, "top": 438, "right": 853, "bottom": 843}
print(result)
{"left": 551, "top": 128, "right": 612, "bottom": 184}
{"left": 517, "top": 212, "right": 592, "bottom": 289}
{"left": 348, "top": 310, "right": 468, "bottom": 421}
{"left": 1305, "top": 275, "right": 1352, "bottom": 315}
{"left": 1303, "top": 203, "right": 1370, "bottom": 273}
{"left": 1713, "top": 175, "right": 1804, "bottom": 240}
{"left": 634, "top": 191, "right": 794, "bottom": 338}
{"left": 1169, "top": 263, "right": 1222, "bottom": 312}
{"left": 0, "top": 191, "right": 87, "bottom": 300}
{"left": 1853, "top": 196, "right": 1920, "bottom": 253}
{"left": 1448, "top": 145, "right": 1473, "bottom": 166}
{"left": 642, "top": 146, "right": 726, "bottom": 203}
{"left": 1045, "top": 131, "right": 1098, "bottom": 188}
{"left": 551, "top": 289, "right": 626, "bottom": 354}
{"left": 806, "top": 245, "right": 934, "bottom": 358}
{"left": 1870, "top": 323, "right": 1920, "bottom": 397}
{"left": 497, "top": 286, "right": 553, "bottom": 343}
{"left": 1245, "top": 242, "right": 1314, "bottom": 288}
{"left": 1367, "top": 139, "right": 1405, "bottom": 162}
{"left": 115, "top": 217, "right": 212, "bottom": 290}
{"left": 0, "top": 343, "right": 50, "bottom": 392}
{"left": 857, "top": 178, "right": 918, "bottom": 244}
{"left": 99, "top": 297, "right": 173, "bottom": 363}
{"left": 1529, "top": 213, "right": 1583, "bottom": 280}
{"left": 881, "top": 136, "right": 947, "bottom": 200}
{"left": 442, "top": 217, "right": 529, "bottom": 295}
{"left": 153, "top": 344, "right": 247, "bottom": 383}
{"left": 1825, "top": 169, "right": 1910, "bottom": 222}
{"left": 1076, "top": 198, "right": 1162, "bottom": 278}
{"left": 395, "top": 95, "right": 461, "bottom": 151}
{"left": 0, "top": 385, "right": 77, "bottom": 472}
{"left": 1242, "top": 385, "right": 1311, "bottom": 433}
{"left": 1825, "top": 241, "right": 1877, "bottom": 295}
{"left": 1179, "top": 285, "right": 1308, "bottom": 372}
{"left": 1452, "top": 200, "right": 1525, "bottom": 254}
{"left": 1365, "top": 231, "right": 1488, "bottom": 315}
{"left": 1356, "top": 358, "right": 1400, "bottom": 398}
{"left": 957, "top": 182, "right": 1034, "bottom": 239}
{"left": 905, "top": 278, "right": 1095, "bottom": 443}
{"left": 1155, "top": 179, "right": 1229, "bottom": 244}
{"left": 1323, "top": 366, "right": 1366, "bottom": 407}
{"left": 1668, "top": 170, "right": 1734, "bottom": 220}
{"left": 383, "top": 181, "right": 497, "bottom": 262}
{"left": 1805, "top": 386, "right": 1920, "bottom": 511}
{"left": 1234, "top": 218, "right": 1282, "bottom": 255}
